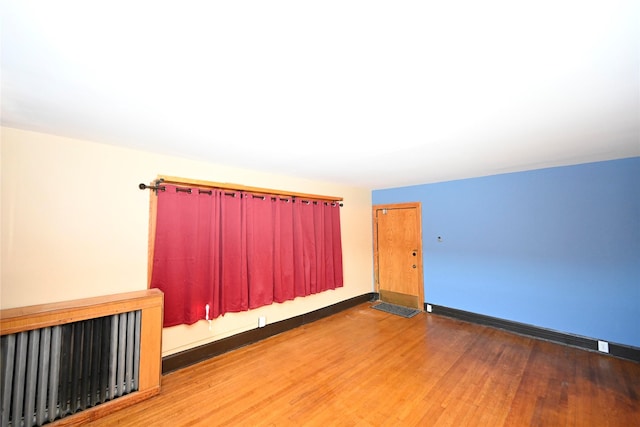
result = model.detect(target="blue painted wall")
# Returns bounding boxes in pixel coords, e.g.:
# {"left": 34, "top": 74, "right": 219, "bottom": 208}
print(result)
{"left": 372, "top": 158, "right": 640, "bottom": 347}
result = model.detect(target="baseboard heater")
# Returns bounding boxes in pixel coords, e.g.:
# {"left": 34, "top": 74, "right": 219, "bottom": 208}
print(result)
{"left": 0, "top": 289, "right": 163, "bottom": 427}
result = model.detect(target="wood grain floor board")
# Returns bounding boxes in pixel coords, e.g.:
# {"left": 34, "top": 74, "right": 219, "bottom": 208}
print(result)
{"left": 87, "top": 303, "right": 640, "bottom": 426}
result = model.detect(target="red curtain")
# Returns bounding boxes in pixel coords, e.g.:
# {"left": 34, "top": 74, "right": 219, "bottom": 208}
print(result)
{"left": 151, "top": 186, "right": 343, "bottom": 327}
{"left": 151, "top": 186, "right": 219, "bottom": 327}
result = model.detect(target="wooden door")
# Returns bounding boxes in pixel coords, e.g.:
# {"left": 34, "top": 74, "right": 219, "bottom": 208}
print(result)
{"left": 373, "top": 203, "right": 424, "bottom": 310}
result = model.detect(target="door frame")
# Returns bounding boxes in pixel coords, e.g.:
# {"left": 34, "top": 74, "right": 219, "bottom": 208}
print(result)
{"left": 372, "top": 202, "right": 425, "bottom": 309}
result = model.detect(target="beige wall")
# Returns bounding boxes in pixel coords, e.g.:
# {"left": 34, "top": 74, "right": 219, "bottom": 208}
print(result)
{"left": 1, "top": 127, "right": 374, "bottom": 356}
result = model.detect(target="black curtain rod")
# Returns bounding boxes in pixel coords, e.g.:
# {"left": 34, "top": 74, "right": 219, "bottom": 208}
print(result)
{"left": 138, "top": 183, "right": 165, "bottom": 191}
{"left": 138, "top": 181, "right": 343, "bottom": 206}
{"left": 138, "top": 182, "right": 165, "bottom": 194}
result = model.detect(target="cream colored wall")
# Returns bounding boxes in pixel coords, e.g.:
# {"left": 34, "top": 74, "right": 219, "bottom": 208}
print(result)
{"left": 1, "top": 127, "right": 374, "bottom": 356}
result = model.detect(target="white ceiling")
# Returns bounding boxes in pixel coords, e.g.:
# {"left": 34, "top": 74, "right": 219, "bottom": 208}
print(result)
{"left": 2, "top": 1, "right": 638, "bottom": 189}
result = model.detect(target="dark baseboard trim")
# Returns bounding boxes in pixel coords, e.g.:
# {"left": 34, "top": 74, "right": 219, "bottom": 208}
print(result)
{"left": 162, "top": 293, "right": 378, "bottom": 374}
{"left": 427, "top": 303, "right": 640, "bottom": 363}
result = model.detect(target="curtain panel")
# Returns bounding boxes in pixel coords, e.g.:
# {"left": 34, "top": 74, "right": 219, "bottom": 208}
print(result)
{"left": 151, "top": 185, "right": 343, "bottom": 327}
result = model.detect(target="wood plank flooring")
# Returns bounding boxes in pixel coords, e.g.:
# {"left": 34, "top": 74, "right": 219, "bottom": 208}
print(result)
{"left": 89, "top": 302, "right": 640, "bottom": 426}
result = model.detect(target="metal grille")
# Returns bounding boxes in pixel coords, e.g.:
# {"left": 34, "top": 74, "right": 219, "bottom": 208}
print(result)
{"left": 0, "top": 311, "right": 141, "bottom": 427}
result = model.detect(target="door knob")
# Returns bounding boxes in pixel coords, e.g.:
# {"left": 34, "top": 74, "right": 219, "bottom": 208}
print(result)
{"left": 412, "top": 265, "right": 417, "bottom": 268}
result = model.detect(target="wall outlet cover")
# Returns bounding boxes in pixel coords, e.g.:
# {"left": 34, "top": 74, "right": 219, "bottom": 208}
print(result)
{"left": 597, "top": 340, "right": 609, "bottom": 353}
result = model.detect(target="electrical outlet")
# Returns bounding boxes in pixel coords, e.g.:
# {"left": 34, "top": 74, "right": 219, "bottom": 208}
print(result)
{"left": 597, "top": 340, "right": 609, "bottom": 353}
{"left": 258, "top": 316, "right": 266, "bottom": 328}
{"left": 426, "top": 304, "right": 432, "bottom": 313}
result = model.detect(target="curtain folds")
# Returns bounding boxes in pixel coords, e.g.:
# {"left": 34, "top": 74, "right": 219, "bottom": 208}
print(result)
{"left": 151, "top": 185, "right": 343, "bottom": 327}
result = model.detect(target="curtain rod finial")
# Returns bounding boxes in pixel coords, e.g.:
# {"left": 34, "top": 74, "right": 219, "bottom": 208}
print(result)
{"left": 139, "top": 183, "right": 166, "bottom": 194}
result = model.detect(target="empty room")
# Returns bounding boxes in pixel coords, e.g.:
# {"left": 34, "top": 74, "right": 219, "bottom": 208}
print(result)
{"left": 1, "top": 1, "right": 638, "bottom": 426}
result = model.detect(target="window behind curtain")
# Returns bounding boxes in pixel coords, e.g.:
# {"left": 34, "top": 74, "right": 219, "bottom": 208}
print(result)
{"left": 150, "top": 185, "right": 343, "bottom": 327}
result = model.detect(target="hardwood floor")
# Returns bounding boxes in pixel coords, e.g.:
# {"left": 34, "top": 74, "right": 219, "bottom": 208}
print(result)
{"left": 90, "top": 303, "right": 640, "bottom": 426}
